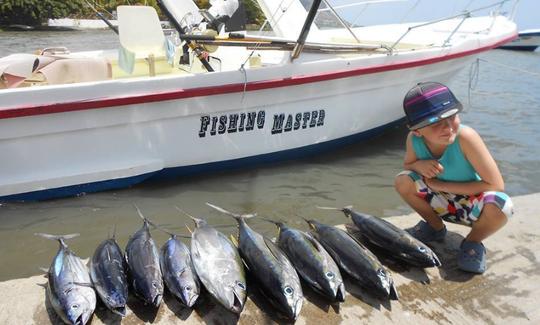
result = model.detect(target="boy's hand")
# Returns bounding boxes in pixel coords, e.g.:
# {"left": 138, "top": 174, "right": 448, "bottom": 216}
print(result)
{"left": 413, "top": 160, "right": 444, "bottom": 178}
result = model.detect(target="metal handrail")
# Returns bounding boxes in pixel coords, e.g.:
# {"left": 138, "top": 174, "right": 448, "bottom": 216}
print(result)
{"left": 387, "top": 0, "right": 512, "bottom": 54}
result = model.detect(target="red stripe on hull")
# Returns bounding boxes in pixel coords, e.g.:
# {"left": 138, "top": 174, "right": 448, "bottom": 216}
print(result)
{"left": 0, "top": 34, "right": 516, "bottom": 120}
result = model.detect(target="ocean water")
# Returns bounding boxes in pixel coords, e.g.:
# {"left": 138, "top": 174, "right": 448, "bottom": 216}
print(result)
{"left": 0, "top": 30, "right": 539, "bottom": 281}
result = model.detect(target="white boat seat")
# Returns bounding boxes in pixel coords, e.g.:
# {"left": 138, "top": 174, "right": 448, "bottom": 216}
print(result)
{"left": 117, "top": 5, "right": 172, "bottom": 76}
{"left": 37, "top": 57, "right": 111, "bottom": 85}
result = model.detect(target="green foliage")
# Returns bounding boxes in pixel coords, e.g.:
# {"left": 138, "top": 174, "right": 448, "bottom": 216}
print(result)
{"left": 0, "top": 0, "right": 85, "bottom": 26}
{"left": 0, "top": 0, "right": 266, "bottom": 27}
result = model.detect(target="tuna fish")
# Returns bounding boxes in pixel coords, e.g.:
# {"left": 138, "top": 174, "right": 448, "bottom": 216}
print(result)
{"left": 305, "top": 219, "right": 399, "bottom": 300}
{"left": 207, "top": 203, "right": 303, "bottom": 320}
{"left": 183, "top": 208, "right": 247, "bottom": 314}
{"left": 321, "top": 206, "right": 441, "bottom": 268}
{"left": 125, "top": 207, "right": 163, "bottom": 307}
{"left": 89, "top": 230, "right": 128, "bottom": 317}
{"left": 36, "top": 233, "right": 96, "bottom": 325}
{"left": 266, "top": 220, "right": 345, "bottom": 302}
{"left": 158, "top": 228, "right": 200, "bottom": 308}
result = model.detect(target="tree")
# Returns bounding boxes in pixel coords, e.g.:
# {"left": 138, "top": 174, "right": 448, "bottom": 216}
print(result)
{"left": 0, "top": 0, "right": 85, "bottom": 26}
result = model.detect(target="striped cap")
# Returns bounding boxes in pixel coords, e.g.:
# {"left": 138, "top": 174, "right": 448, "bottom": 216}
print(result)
{"left": 403, "top": 82, "right": 462, "bottom": 130}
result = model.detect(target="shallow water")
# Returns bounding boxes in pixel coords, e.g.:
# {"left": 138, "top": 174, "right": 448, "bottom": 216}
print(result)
{"left": 0, "top": 31, "right": 539, "bottom": 281}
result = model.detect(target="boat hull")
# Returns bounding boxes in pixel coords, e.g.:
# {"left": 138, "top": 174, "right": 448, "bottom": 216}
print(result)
{"left": 0, "top": 56, "right": 470, "bottom": 201}
{"left": 0, "top": 14, "right": 517, "bottom": 200}
{"left": 499, "top": 30, "right": 540, "bottom": 51}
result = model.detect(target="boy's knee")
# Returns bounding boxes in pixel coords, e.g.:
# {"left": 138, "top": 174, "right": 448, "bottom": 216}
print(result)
{"left": 394, "top": 174, "right": 414, "bottom": 195}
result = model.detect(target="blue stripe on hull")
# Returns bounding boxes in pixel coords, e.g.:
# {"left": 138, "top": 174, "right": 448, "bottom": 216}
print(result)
{"left": 499, "top": 45, "right": 538, "bottom": 51}
{"left": 1, "top": 118, "right": 405, "bottom": 202}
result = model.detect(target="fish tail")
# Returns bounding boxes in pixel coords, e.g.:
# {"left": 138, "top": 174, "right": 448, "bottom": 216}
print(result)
{"left": 153, "top": 222, "right": 190, "bottom": 239}
{"left": 206, "top": 202, "right": 256, "bottom": 221}
{"left": 261, "top": 218, "right": 284, "bottom": 228}
{"left": 35, "top": 233, "right": 80, "bottom": 247}
{"left": 134, "top": 204, "right": 160, "bottom": 228}
{"left": 176, "top": 206, "right": 207, "bottom": 227}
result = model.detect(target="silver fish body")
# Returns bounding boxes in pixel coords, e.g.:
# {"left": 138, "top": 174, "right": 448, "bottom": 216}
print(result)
{"left": 160, "top": 235, "right": 200, "bottom": 307}
{"left": 274, "top": 222, "right": 345, "bottom": 302}
{"left": 190, "top": 217, "right": 247, "bottom": 314}
{"left": 306, "top": 220, "right": 398, "bottom": 300}
{"left": 236, "top": 218, "right": 303, "bottom": 320}
{"left": 39, "top": 234, "right": 96, "bottom": 325}
{"left": 89, "top": 238, "right": 128, "bottom": 317}
{"left": 344, "top": 208, "right": 441, "bottom": 267}
{"left": 125, "top": 220, "right": 163, "bottom": 306}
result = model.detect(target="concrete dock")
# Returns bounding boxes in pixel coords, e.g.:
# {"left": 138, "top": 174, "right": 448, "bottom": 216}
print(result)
{"left": 1, "top": 193, "right": 538, "bottom": 324}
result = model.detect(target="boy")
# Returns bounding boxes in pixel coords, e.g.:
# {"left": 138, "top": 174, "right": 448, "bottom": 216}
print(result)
{"left": 394, "top": 82, "right": 513, "bottom": 274}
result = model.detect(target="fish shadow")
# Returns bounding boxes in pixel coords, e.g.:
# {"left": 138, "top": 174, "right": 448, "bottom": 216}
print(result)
{"left": 301, "top": 280, "right": 341, "bottom": 314}
{"left": 93, "top": 299, "right": 122, "bottom": 325}
{"left": 244, "top": 272, "right": 296, "bottom": 324}
{"left": 341, "top": 274, "right": 392, "bottom": 311}
{"left": 429, "top": 230, "right": 475, "bottom": 283}
{"left": 345, "top": 224, "right": 431, "bottom": 285}
{"left": 163, "top": 289, "right": 194, "bottom": 321}
{"left": 126, "top": 295, "right": 160, "bottom": 323}
{"left": 41, "top": 283, "right": 66, "bottom": 325}
{"left": 192, "top": 288, "right": 240, "bottom": 325}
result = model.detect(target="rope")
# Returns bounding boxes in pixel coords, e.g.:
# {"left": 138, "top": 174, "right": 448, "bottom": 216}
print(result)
{"left": 478, "top": 58, "right": 540, "bottom": 77}
{"left": 468, "top": 58, "right": 480, "bottom": 107}
{"left": 400, "top": 0, "right": 422, "bottom": 23}
{"left": 238, "top": 0, "right": 295, "bottom": 101}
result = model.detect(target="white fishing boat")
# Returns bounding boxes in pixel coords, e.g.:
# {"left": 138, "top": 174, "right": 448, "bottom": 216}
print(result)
{"left": 0, "top": 0, "right": 517, "bottom": 201}
{"left": 498, "top": 28, "right": 540, "bottom": 51}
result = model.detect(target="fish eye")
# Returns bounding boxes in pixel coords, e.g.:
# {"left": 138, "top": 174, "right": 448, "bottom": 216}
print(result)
{"left": 325, "top": 272, "right": 334, "bottom": 279}
{"left": 236, "top": 281, "right": 246, "bottom": 290}
{"left": 152, "top": 281, "right": 158, "bottom": 288}
{"left": 283, "top": 286, "right": 294, "bottom": 296}
{"left": 184, "top": 286, "right": 191, "bottom": 292}
{"left": 419, "top": 247, "right": 427, "bottom": 253}
{"left": 71, "top": 304, "right": 79, "bottom": 310}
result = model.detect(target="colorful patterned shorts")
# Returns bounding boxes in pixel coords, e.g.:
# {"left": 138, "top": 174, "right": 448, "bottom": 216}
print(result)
{"left": 399, "top": 170, "right": 514, "bottom": 226}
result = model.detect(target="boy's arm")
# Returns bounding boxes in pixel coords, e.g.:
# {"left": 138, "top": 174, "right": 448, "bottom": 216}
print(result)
{"left": 425, "top": 127, "right": 504, "bottom": 195}
{"left": 403, "top": 132, "right": 444, "bottom": 178}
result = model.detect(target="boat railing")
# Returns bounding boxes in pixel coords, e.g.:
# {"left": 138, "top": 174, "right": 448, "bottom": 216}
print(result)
{"left": 387, "top": 0, "right": 513, "bottom": 54}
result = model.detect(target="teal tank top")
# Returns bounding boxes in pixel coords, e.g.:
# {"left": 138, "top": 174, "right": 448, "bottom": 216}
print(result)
{"left": 411, "top": 125, "right": 481, "bottom": 182}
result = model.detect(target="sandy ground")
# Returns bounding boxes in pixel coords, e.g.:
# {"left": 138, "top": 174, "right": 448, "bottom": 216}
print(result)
{"left": 0, "top": 193, "right": 538, "bottom": 325}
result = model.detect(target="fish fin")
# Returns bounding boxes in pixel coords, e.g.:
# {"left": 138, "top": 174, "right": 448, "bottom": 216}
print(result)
{"left": 229, "top": 235, "right": 239, "bottom": 247}
{"left": 206, "top": 203, "right": 256, "bottom": 220}
{"left": 35, "top": 233, "right": 80, "bottom": 248}
{"left": 70, "top": 281, "right": 94, "bottom": 288}
{"left": 316, "top": 206, "right": 342, "bottom": 211}
{"left": 39, "top": 267, "right": 49, "bottom": 275}
{"left": 111, "top": 224, "right": 117, "bottom": 240}
{"left": 185, "top": 224, "right": 193, "bottom": 235}
{"left": 133, "top": 204, "right": 158, "bottom": 229}
{"left": 389, "top": 283, "right": 399, "bottom": 300}
{"left": 263, "top": 236, "right": 288, "bottom": 262}
{"left": 176, "top": 206, "right": 206, "bottom": 228}
{"left": 261, "top": 218, "right": 284, "bottom": 228}
{"left": 302, "top": 232, "right": 323, "bottom": 253}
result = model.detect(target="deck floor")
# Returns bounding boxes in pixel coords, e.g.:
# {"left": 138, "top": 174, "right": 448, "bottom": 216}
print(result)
{"left": 1, "top": 193, "right": 538, "bottom": 324}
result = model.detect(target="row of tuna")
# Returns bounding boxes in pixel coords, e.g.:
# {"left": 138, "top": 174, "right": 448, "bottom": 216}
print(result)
{"left": 36, "top": 204, "right": 441, "bottom": 324}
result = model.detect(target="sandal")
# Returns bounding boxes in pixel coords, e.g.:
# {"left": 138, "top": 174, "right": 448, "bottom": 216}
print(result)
{"left": 405, "top": 220, "right": 447, "bottom": 243}
{"left": 458, "top": 240, "right": 486, "bottom": 274}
